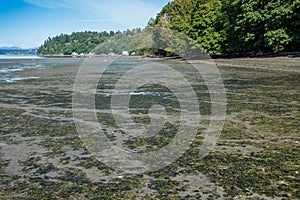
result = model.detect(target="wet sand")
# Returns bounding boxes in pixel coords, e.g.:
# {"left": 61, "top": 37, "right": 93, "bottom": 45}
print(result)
{"left": 0, "top": 56, "right": 299, "bottom": 199}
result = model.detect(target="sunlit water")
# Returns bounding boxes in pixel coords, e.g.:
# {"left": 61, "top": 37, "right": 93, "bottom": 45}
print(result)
{"left": 0, "top": 56, "right": 80, "bottom": 83}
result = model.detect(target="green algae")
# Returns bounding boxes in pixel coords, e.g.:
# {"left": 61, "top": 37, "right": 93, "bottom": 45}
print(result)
{"left": 0, "top": 58, "right": 299, "bottom": 199}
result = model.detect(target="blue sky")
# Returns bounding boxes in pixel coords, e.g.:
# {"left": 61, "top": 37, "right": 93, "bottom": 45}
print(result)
{"left": 0, "top": 0, "right": 170, "bottom": 48}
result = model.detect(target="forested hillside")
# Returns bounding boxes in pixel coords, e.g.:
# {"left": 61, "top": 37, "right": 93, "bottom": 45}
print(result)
{"left": 37, "top": 29, "right": 145, "bottom": 55}
{"left": 150, "top": 0, "right": 300, "bottom": 55}
{"left": 37, "top": 31, "right": 113, "bottom": 55}
{"left": 38, "top": 0, "right": 300, "bottom": 56}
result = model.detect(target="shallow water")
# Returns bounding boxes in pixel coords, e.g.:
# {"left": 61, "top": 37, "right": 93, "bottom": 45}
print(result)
{"left": 0, "top": 55, "right": 41, "bottom": 59}
{"left": 0, "top": 142, "right": 6, "bottom": 147}
{"left": 0, "top": 57, "right": 83, "bottom": 83}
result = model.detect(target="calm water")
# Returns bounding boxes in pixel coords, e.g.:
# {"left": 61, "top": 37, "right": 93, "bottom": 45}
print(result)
{"left": 0, "top": 57, "right": 84, "bottom": 83}
{"left": 0, "top": 49, "right": 40, "bottom": 82}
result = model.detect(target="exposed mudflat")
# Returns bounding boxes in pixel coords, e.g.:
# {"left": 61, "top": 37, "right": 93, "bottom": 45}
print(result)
{"left": 0, "top": 57, "right": 299, "bottom": 199}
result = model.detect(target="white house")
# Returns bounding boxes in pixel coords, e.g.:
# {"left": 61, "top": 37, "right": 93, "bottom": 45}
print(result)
{"left": 122, "top": 51, "right": 129, "bottom": 56}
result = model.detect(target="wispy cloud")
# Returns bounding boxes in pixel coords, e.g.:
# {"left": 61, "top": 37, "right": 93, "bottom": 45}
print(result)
{"left": 23, "top": 0, "right": 162, "bottom": 27}
{"left": 78, "top": 20, "right": 111, "bottom": 22}
{"left": 23, "top": 0, "right": 72, "bottom": 9}
{"left": 96, "top": 0, "right": 159, "bottom": 26}
{"left": 0, "top": 43, "right": 15, "bottom": 48}
{"left": 0, "top": 43, "right": 40, "bottom": 48}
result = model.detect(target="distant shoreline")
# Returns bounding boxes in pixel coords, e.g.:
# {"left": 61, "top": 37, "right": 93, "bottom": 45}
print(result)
{"left": 38, "top": 51, "right": 300, "bottom": 59}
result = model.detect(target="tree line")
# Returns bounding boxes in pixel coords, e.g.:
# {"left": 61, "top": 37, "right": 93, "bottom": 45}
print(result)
{"left": 37, "top": 31, "right": 112, "bottom": 55}
{"left": 149, "top": 0, "right": 300, "bottom": 55}
{"left": 38, "top": 0, "right": 299, "bottom": 56}
{"left": 37, "top": 29, "right": 144, "bottom": 55}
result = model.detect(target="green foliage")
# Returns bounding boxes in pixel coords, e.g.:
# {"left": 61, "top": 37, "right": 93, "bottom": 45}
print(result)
{"left": 39, "top": 0, "right": 300, "bottom": 56}
{"left": 94, "top": 28, "right": 143, "bottom": 54}
{"left": 94, "top": 26, "right": 205, "bottom": 58}
{"left": 38, "top": 29, "right": 147, "bottom": 56}
{"left": 190, "top": 0, "right": 225, "bottom": 54}
{"left": 37, "top": 31, "right": 111, "bottom": 55}
{"left": 228, "top": 0, "right": 294, "bottom": 53}
{"left": 151, "top": 0, "right": 300, "bottom": 55}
